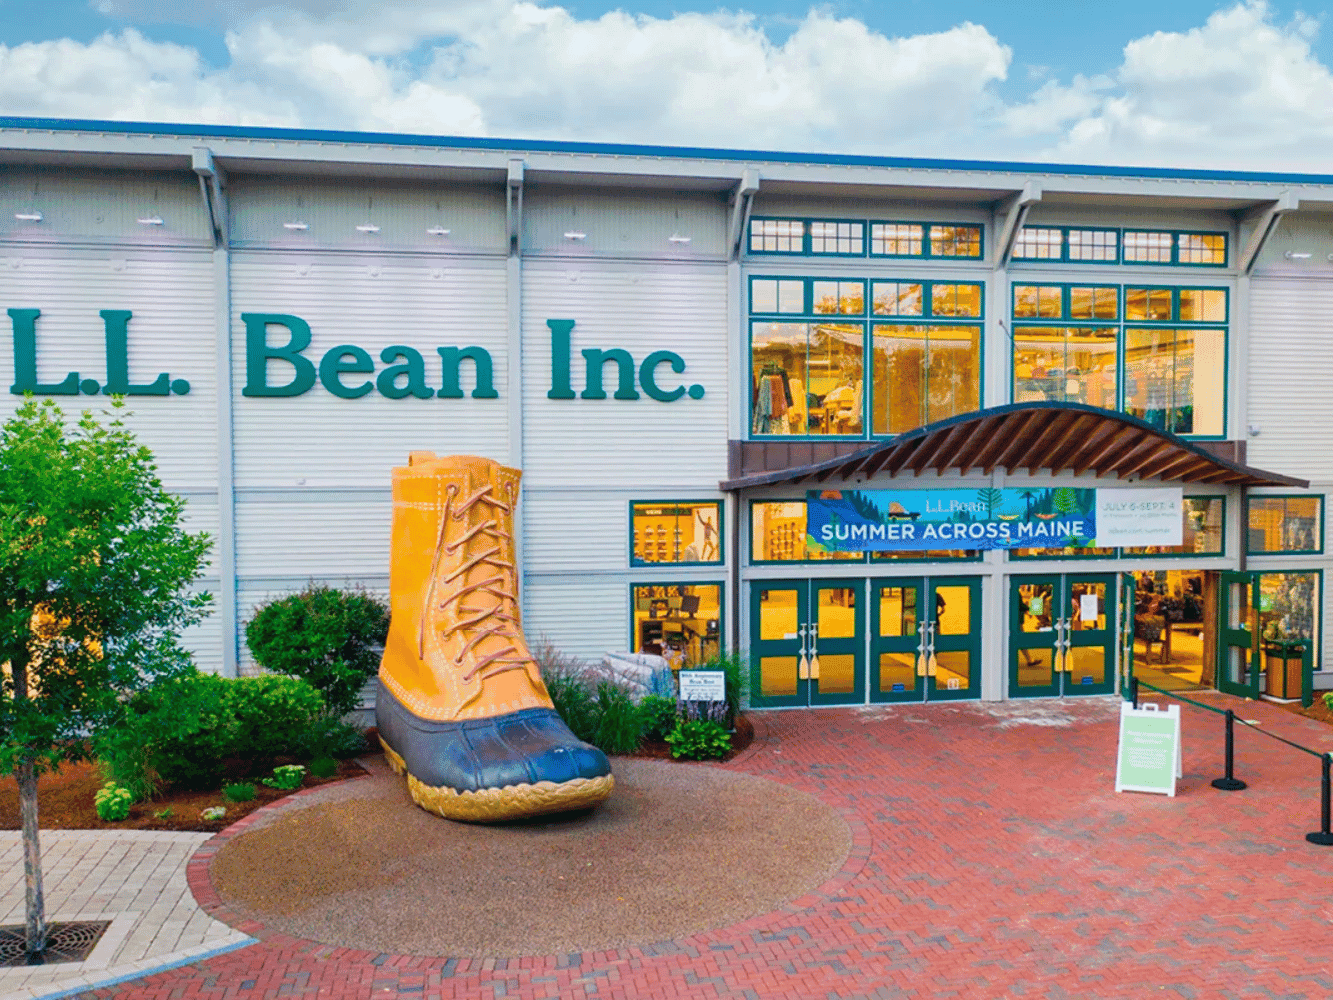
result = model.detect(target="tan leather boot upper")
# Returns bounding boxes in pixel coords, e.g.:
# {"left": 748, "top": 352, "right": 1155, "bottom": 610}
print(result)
{"left": 380, "top": 453, "right": 552, "bottom": 722}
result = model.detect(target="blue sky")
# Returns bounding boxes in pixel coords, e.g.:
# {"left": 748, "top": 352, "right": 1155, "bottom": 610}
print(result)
{"left": 0, "top": 0, "right": 1329, "bottom": 169}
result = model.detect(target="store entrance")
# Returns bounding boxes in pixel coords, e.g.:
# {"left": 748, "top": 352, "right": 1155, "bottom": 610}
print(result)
{"left": 870, "top": 577, "right": 982, "bottom": 702}
{"left": 1127, "top": 569, "right": 1218, "bottom": 692}
{"left": 1010, "top": 574, "right": 1116, "bottom": 697}
{"left": 751, "top": 579, "right": 865, "bottom": 707}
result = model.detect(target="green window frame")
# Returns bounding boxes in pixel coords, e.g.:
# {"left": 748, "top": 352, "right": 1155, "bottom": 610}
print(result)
{"left": 629, "top": 581, "right": 724, "bottom": 668}
{"left": 1011, "top": 226, "right": 1227, "bottom": 267}
{"left": 748, "top": 500, "right": 980, "bottom": 564}
{"left": 1257, "top": 569, "right": 1322, "bottom": 672}
{"left": 1247, "top": 495, "right": 1324, "bottom": 555}
{"left": 747, "top": 217, "right": 984, "bottom": 260}
{"left": 630, "top": 500, "right": 724, "bottom": 567}
{"left": 1010, "top": 282, "right": 1229, "bottom": 440}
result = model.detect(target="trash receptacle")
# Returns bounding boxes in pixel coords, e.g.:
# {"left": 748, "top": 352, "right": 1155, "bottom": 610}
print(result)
{"left": 1264, "top": 641, "right": 1306, "bottom": 699}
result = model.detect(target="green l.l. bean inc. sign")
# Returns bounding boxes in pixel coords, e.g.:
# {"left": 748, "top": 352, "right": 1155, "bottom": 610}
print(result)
{"left": 1115, "top": 702, "right": 1183, "bottom": 797}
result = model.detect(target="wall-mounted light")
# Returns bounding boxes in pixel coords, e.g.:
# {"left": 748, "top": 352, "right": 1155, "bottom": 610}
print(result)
{"left": 14, "top": 211, "right": 42, "bottom": 222}
{"left": 283, "top": 221, "right": 309, "bottom": 231}
{"left": 1285, "top": 250, "right": 1312, "bottom": 259}
{"left": 137, "top": 216, "right": 164, "bottom": 226}
{"left": 356, "top": 223, "right": 381, "bottom": 234}
{"left": 668, "top": 234, "right": 692, "bottom": 244}
{"left": 564, "top": 231, "right": 587, "bottom": 240}
{"left": 427, "top": 226, "right": 451, "bottom": 236}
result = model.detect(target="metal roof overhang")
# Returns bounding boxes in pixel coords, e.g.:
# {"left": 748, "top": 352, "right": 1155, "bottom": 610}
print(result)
{"left": 720, "top": 403, "right": 1308, "bottom": 491}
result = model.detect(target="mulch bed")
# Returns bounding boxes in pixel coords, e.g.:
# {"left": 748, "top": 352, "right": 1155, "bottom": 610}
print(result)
{"left": 628, "top": 713, "right": 754, "bottom": 762}
{"left": 1272, "top": 693, "right": 1333, "bottom": 728}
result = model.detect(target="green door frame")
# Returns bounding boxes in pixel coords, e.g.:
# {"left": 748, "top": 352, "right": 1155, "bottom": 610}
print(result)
{"left": 750, "top": 578, "right": 865, "bottom": 707}
{"left": 869, "top": 576, "right": 926, "bottom": 703}
{"left": 870, "top": 576, "right": 982, "bottom": 703}
{"left": 1010, "top": 573, "right": 1117, "bottom": 698}
{"left": 809, "top": 578, "right": 866, "bottom": 706}
{"left": 1120, "top": 572, "right": 1136, "bottom": 699}
{"left": 1218, "top": 570, "right": 1260, "bottom": 699}
{"left": 749, "top": 579, "right": 809, "bottom": 708}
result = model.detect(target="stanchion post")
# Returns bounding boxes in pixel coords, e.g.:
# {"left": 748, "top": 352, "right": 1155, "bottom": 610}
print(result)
{"left": 1131, "top": 676, "right": 1139, "bottom": 710}
{"left": 1211, "top": 709, "right": 1246, "bottom": 791}
{"left": 1308, "top": 753, "right": 1333, "bottom": 846}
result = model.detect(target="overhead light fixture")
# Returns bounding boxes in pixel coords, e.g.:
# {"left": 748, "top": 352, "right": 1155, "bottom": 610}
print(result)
{"left": 283, "top": 221, "right": 309, "bottom": 231}
{"left": 14, "top": 211, "right": 42, "bottom": 222}
{"left": 356, "top": 223, "right": 381, "bottom": 234}
{"left": 427, "top": 226, "right": 451, "bottom": 236}
{"left": 1285, "top": 250, "right": 1312, "bottom": 259}
{"left": 668, "top": 234, "right": 692, "bottom": 244}
{"left": 137, "top": 216, "right": 164, "bottom": 226}
{"left": 564, "top": 231, "right": 587, "bottom": 240}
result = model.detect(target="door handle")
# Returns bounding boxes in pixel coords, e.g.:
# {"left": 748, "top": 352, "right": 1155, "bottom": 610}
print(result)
{"left": 916, "top": 621, "right": 929, "bottom": 676}
{"left": 797, "top": 625, "right": 809, "bottom": 680}
{"left": 1053, "top": 616, "right": 1066, "bottom": 675}
{"left": 926, "top": 622, "right": 938, "bottom": 677}
{"left": 808, "top": 624, "right": 820, "bottom": 680}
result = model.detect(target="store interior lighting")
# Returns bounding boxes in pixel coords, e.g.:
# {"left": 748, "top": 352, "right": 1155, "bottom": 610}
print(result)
{"left": 14, "top": 211, "right": 42, "bottom": 222}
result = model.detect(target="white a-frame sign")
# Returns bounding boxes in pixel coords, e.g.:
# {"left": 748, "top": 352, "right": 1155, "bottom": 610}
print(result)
{"left": 1115, "top": 702, "right": 1184, "bottom": 796}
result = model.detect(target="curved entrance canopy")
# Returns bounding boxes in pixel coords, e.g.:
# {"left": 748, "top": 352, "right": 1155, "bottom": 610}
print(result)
{"left": 721, "top": 402, "right": 1307, "bottom": 491}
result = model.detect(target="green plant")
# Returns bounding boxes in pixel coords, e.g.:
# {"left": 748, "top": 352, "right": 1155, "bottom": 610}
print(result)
{"left": 592, "top": 682, "right": 646, "bottom": 755}
{"left": 536, "top": 639, "right": 598, "bottom": 744}
{"left": 308, "top": 756, "right": 338, "bottom": 779}
{"left": 0, "top": 398, "right": 213, "bottom": 954}
{"left": 665, "top": 719, "right": 732, "bottom": 761}
{"left": 94, "top": 782, "right": 133, "bottom": 822}
{"left": 154, "top": 806, "right": 175, "bottom": 820}
{"left": 262, "top": 764, "right": 306, "bottom": 790}
{"left": 639, "top": 694, "right": 679, "bottom": 740}
{"left": 1323, "top": 692, "right": 1333, "bottom": 712}
{"left": 245, "top": 584, "right": 389, "bottom": 718}
{"left": 222, "top": 782, "right": 257, "bottom": 803}
{"left": 199, "top": 806, "right": 225, "bottom": 821}
{"left": 297, "top": 715, "right": 369, "bottom": 760}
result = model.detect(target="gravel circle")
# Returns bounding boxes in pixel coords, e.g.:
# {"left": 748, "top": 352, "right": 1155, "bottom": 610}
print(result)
{"left": 211, "top": 757, "right": 850, "bottom": 957}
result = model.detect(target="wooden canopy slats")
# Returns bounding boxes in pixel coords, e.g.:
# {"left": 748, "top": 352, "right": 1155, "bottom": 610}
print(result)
{"left": 718, "top": 402, "right": 1307, "bottom": 491}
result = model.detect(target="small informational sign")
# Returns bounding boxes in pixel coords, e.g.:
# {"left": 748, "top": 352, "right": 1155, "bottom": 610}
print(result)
{"left": 679, "top": 670, "right": 726, "bottom": 702}
{"left": 1080, "top": 593, "right": 1099, "bottom": 623}
{"left": 1095, "top": 488, "right": 1183, "bottom": 548}
{"left": 1115, "top": 702, "right": 1183, "bottom": 797}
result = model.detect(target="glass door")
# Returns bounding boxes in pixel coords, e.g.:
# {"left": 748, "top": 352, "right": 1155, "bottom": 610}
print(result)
{"left": 1218, "top": 570, "right": 1260, "bottom": 698}
{"left": 1119, "top": 572, "right": 1136, "bottom": 699}
{"left": 750, "top": 579, "right": 864, "bottom": 707}
{"left": 1010, "top": 574, "right": 1116, "bottom": 698}
{"left": 871, "top": 576, "right": 981, "bottom": 702}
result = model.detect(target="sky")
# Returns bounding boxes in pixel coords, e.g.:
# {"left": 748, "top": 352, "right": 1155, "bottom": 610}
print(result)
{"left": 0, "top": 0, "right": 1331, "bottom": 170}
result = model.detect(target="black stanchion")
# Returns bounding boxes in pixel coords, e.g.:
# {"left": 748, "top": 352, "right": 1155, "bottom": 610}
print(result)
{"left": 1211, "top": 709, "right": 1246, "bottom": 791}
{"left": 1131, "top": 676, "right": 1139, "bottom": 710}
{"left": 1308, "top": 753, "right": 1333, "bottom": 847}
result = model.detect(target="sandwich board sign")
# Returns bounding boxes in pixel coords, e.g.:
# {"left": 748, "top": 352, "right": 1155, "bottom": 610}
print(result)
{"left": 1115, "top": 701, "right": 1183, "bottom": 796}
{"left": 679, "top": 670, "right": 726, "bottom": 702}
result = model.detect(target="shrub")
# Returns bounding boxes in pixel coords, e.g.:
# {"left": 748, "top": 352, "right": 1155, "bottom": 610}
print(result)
{"left": 262, "top": 764, "right": 306, "bottom": 790}
{"left": 222, "top": 782, "right": 257, "bottom": 803}
{"left": 200, "top": 806, "right": 226, "bottom": 821}
{"left": 154, "top": 807, "right": 175, "bottom": 820}
{"left": 94, "top": 782, "right": 133, "bottom": 822}
{"left": 665, "top": 719, "right": 732, "bottom": 761}
{"left": 308, "top": 757, "right": 338, "bottom": 779}
{"left": 1324, "top": 692, "right": 1333, "bottom": 713}
{"left": 297, "top": 715, "right": 370, "bottom": 761}
{"left": 593, "top": 682, "right": 646, "bottom": 755}
{"left": 638, "top": 695, "right": 678, "bottom": 740}
{"left": 95, "top": 671, "right": 326, "bottom": 792}
{"left": 245, "top": 584, "right": 389, "bottom": 718}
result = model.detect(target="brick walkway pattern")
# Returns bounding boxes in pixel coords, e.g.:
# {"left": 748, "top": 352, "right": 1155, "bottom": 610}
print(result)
{"left": 95, "top": 693, "right": 1333, "bottom": 1000}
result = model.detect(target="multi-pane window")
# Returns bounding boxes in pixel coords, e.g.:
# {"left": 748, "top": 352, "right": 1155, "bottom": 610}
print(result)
{"left": 631, "top": 502, "right": 723, "bottom": 565}
{"left": 1012, "top": 283, "right": 1227, "bottom": 437}
{"left": 1247, "top": 496, "right": 1323, "bottom": 554}
{"left": 750, "top": 501, "right": 974, "bottom": 562}
{"left": 750, "top": 217, "right": 983, "bottom": 259}
{"left": 1122, "top": 497, "right": 1225, "bottom": 556}
{"left": 1011, "top": 226, "right": 1225, "bottom": 266}
{"left": 631, "top": 583, "right": 722, "bottom": 668}
{"left": 751, "top": 276, "right": 983, "bottom": 438}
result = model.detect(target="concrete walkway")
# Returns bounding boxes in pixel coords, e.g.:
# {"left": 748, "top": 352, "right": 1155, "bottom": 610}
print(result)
{"left": 0, "top": 831, "right": 252, "bottom": 1000}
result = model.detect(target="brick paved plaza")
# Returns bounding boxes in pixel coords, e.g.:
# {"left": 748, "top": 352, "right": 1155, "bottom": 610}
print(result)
{"left": 86, "top": 694, "right": 1333, "bottom": 1000}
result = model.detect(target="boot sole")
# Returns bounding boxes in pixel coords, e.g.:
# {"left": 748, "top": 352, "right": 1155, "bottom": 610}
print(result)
{"left": 380, "top": 735, "right": 615, "bottom": 822}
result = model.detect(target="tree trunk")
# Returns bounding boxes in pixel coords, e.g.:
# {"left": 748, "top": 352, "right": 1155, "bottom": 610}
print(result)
{"left": 18, "top": 758, "right": 46, "bottom": 954}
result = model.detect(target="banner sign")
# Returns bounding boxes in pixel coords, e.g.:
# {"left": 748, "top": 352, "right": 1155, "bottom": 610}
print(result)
{"left": 806, "top": 488, "right": 1096, "bottom": 552}
{"left": 806, "top": 487, "right": 1183, "bottom": 553}
{"left": 1115, "top": 702, "right": 1183, "bottom": 797}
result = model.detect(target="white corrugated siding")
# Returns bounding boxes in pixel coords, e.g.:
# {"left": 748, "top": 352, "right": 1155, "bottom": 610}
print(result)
{"left": 0, "top": 169, "right": 211, "bottom": 246}
{"left": 523, "top": 190, "right": 726, "bottom": 259}
{"left": 522, "top": 577, "right": 631, "bottom": 664}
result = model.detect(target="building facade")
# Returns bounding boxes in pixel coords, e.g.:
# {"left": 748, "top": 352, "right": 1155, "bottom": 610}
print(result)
{"left": 1, "top": 118, "right": 1329, "bottom": 707}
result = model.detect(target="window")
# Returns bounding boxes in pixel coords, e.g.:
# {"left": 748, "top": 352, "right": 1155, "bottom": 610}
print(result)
{"left": 1258, "top": 571, "right": 1321, "bottom": 669}
{"left": 929, "top": 225, "right": 983, "bottom": 258}
{"left": 1123, "top": 496, "right": 1225, "bottom": 556}
{"left": 1011, "top": 226, "right": 1224, "bottom": 266}
{"left": 631, "top": 583, "right": 722, "bottom": 668}
{"left": 749, "top": 217, "right": 984, "bottom": 258}
{"left": 750, "top": 501, "right": 975, "bottom": 562}
{"left": 871, "top": 223, "right": 923, "bottom": 257}
{"left": 1247, "top": 496, "right": 1323, "bottom": 554}
{"left": 631, "top": 501, "right": 723, "bottom": 565}
{"left": 810, "top": 221, "right": 864, "bottom": 255}
{"left": 1011, "top": 283, "right": 1227, "bottom": 437}
{"left": 752, "top": 276, "right": 982, "bottom": 438}
{"left": 749, "top": 218, "right": 804, "bottom": 253}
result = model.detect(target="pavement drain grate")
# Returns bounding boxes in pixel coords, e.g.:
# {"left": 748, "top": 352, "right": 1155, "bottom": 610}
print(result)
{"left": 0, "top": 921, "right": 111, "bottom": 967}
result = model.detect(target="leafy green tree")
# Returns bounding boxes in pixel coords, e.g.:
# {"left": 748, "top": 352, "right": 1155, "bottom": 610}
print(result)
{"left": 0, "top": 399, "right": 211, "bottom": 955}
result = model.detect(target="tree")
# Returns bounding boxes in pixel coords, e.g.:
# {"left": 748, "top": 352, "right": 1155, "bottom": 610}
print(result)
{"left": 0, "top": 398, "right": 211, "bottom": 954}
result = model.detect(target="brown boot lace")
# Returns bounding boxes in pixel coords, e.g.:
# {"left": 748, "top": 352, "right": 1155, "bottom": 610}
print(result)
{"left": 418, "top": 481, "right": 535, "bottom": 689}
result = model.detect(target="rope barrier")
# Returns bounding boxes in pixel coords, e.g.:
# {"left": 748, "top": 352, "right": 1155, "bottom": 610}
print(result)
{"left": 1134, "top": 677, "right": 1323, "bottom": 758}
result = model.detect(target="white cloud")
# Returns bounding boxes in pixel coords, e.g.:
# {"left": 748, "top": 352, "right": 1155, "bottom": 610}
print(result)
{"left": 0, "top": 0, "right": 1331, "bottom": 169}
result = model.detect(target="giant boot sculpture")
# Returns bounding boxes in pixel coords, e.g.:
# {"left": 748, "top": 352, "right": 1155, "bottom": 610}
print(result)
{"left": 377, "top": 453, "right": 614, "bottom": 821}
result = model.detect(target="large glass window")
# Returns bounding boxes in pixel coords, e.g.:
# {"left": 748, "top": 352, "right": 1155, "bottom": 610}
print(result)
{"left": 749, "top": 217, "right": 984, "bottom": 259}
{"left": 1011, "top": 226, "right": 1224, "bottom": 266}
{"left": 631, "top": 501, "right": 722, "bottom": 565}
{"left": 1247, "top": 496, "right": 1323, "bottom": 554}
{"left": 872, "top": 324, "right": 981, "bottom": 434}
{"left": 1011, "top": 283, "right": 1227, "bottom": 437}
{"left": 1258, "top": 571, "right": 1321, "bottom": 669}
{"left": 751, "top": 322, "right": 864, "bottom": 435}
{"left": 1122, "top": 497, "right": 1225, "bottom": 556}
{"left": 750, "top": 501, "right": 976, "bottom": 563}
{"left": 631, "top": 583, "right": 722, "bottom": 669}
